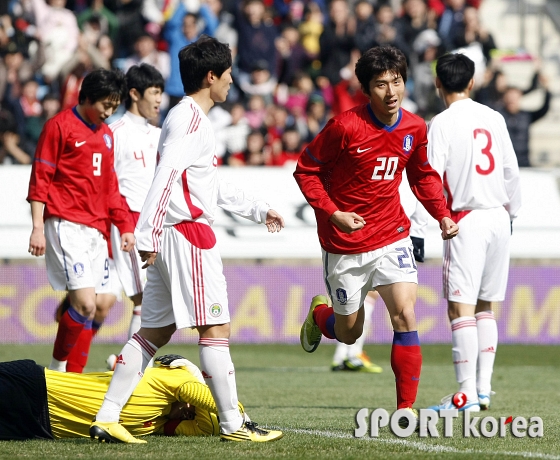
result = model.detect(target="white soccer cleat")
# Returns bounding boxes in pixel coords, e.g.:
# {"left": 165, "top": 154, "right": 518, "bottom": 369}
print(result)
{"left": 478, "top": 391, "right": 495, "bottom": 410}
{"left": 106, "top": 354, "right": 117, "bottom": 371}
{"left": 428, "top": 394, "right": 480, "bottom": 412}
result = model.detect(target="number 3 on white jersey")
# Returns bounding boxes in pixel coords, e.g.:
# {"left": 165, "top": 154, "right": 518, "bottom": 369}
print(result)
{"left": 93, "top": 153, "right": 102, "bottom": 176}
{"left": 371, "top": 157, "right": 398, "bottom": 180}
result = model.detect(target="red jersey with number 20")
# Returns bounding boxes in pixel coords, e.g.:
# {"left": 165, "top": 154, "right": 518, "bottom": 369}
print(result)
{"left": 294, "top": 105, "right": 450, "bottom": 254}
{"left": 27, "top": 107, "right": 134, "bottom": 239}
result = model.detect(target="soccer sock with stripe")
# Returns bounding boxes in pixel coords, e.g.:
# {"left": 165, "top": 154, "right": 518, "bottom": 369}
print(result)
{"left": 128, "top": 305, "right": 142, "bottom": 339}
{"left": 475, "top": 311, "right": 497, "bottom": 395}
{"left": 313, "top": 304, "right": 337, "bottom": 340}
{"left": 199, "top": 338, "right": 243, "bottom": 434}
{"left": 451, "top": 316, "right": 478, "bottom": 401}
{"left": 95, "top": 333, "right": 157, "bottom": 423}
{"left": 391, "top": 331, "right": 422, "bottom": 409}
{"left": 66, "top": 319, "right": 93, "bottom": 373}
{"left": 51, "top": 307, "right": 88, "bottom": 371}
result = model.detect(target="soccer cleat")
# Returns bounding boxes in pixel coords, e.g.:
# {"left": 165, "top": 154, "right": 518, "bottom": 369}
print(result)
{"left": 428, "top": 394, "right": 481, "bottom": 413}
{"left": 300, "top": 295, "right": 328, "bottom": 353}
{"left": 397, "top": 408, "right": 419, "bottom": 430}
{"left": 90, "top": 421, "right": 147, "bottom": 444}
{"left": 478, "top": 391, "right": 495, "bottom": 410}
{"left": 220, "top": 421, "right": 283, "bottom": 442}
{"left": 331, "top": 362, "right": 346, "bottom": 371}
{"left": 106, "top": 354, "right": 117, "bottom": 371}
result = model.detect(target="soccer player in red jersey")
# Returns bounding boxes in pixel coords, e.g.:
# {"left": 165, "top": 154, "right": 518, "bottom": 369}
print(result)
{"left": 27, "top": 68, "right": 136, "bottom": 373}
{"left": 294, "top": 45, "right": 459, "bottom": 425}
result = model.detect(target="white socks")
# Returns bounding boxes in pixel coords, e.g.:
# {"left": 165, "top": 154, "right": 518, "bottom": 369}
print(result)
{"left": 96, "top": 333, "right": 157, "bottom": 422}
{"left": 451, "top": 316, "right": 478, "bottom": 401}
{"left": 49, "top": 358, "right": 67, "bottom": 372}
{"left": 128, "top": 305, "right": 142, "bottom": 339}
{"left": 475, "top": 311, "right": 497, "bottom": 395}
{"left": 199, "top": 338, "right": 243, "bottom": 434}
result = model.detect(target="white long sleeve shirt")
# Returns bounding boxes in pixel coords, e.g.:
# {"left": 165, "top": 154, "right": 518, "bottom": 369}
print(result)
{"left": 136, "top": 97, "right": 270, "bottom": 252}
{"left": 110, "top": 112, "right": 161, "bottom": 213}
{"left": 427, "top": 98, "right": 521, "bottom": 220}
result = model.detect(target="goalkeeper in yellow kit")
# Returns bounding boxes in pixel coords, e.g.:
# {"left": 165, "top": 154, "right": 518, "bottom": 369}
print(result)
{"left": 0, "top": 355, "right": 245, "bottom": 441}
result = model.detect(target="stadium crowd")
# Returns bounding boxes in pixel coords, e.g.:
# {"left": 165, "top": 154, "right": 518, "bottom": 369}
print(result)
{"left": 0, "top": 0, "right": 551, "bottom": 167}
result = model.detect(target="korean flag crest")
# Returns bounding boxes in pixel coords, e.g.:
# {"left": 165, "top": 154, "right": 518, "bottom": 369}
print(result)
{"left": 403, "top": 134, "right": 414, "bottom": 153}
{"left": 103, "top": 134, "right": 112, "bottom": 150}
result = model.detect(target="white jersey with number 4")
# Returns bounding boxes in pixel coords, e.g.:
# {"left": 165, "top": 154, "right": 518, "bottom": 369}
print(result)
{"left": 110, "top": 112, "right": 161, "bottom": 212}
{"left": 427, "top": 98, "right": 521, "bottom": 221}
{"left": 136, "top": 96, "right": 270, "bottom": 253}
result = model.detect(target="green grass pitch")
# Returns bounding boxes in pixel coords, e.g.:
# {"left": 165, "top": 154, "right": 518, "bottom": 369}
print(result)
{"left": 0, "top": 343, "right": 558, "bottom": 459}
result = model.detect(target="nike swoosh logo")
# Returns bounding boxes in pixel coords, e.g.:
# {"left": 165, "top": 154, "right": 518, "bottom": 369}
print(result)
{"left": 357, "top": 147, "right": 372, "bottom": 153}
{"left": 75, "top": 141, "right": 86, "bottom": 147}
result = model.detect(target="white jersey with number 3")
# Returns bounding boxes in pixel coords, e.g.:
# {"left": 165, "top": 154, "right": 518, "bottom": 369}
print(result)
{"left": 110, "top": 112, "right": 161, "bottom": 212}
{"left": 427, "top": 98, "right": 521, "bottom": 220}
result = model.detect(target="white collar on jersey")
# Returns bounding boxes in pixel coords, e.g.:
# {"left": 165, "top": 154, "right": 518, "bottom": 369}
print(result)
{"left": 125, "top": 110, "right": 150, "bottom": 128}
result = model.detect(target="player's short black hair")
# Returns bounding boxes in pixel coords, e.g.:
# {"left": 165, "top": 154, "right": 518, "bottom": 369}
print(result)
{"left": 179, "top": 35, "right": 232, "bottom": 96}
{"left": 124, "top": 63, "right": 165, "bottom": 109}
{"left": 435, "top": 53, "right": 475, "bottom": 93}
{"left": 78, "top": 68, "right": 127, "bottom": 105}
{"left": 355, "top": 45, "right": 408, "bottom": 96}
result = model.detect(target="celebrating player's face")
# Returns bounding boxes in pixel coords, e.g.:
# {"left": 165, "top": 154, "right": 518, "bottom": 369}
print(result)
{"left": 84, "top": 96, "right": 121, "bottom": 126}
{"left": 210, "top": 67, "right": 233, "bottom": 104}
{"left": 367, "top": 71, "right": 405, "bottom": 126}
{"left": 137, "top": 86, "right": 163, "bottom": 121}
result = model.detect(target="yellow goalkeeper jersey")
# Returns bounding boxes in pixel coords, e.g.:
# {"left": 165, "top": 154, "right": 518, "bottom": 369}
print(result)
{"left": 45, "top": 366, "right": 221, "bottom": 439}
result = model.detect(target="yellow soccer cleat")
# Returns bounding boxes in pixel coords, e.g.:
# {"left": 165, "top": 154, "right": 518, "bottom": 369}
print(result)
{"left": 90, "top": 421, "right": 147, "bottom": 444}
{"left": 220, "top": 421, "right": 283, "bottom": 442}
{"left": 397, "top": 408, "right": 419, "bottom": 431}
{"left": 300, "top": 295, "right": 328, "bottom": 353}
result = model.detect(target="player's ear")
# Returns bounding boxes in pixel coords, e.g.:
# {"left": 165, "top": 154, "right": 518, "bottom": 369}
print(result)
{"left": 468, "top": 78, "right": 475, "bottom": 91}
{"left": 129, "top": 88, "right": 141, "bottom": 103}
{"left": 435, "top": 77, "right": 442, "bottom": 89}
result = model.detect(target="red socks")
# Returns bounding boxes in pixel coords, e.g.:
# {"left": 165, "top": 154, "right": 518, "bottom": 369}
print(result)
{"left": 52, "top": 307, "right": 88, "bottom": 362}
{"left": 66, "top": 320, "right": 93, "bottom": 373}
{"left": 391, "top": 331, "right": 422, "bottom": 409}
{"left": 313, "top": 304, "right": 336, "bottom": 339}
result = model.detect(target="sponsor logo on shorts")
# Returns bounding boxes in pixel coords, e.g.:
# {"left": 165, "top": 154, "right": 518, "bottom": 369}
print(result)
{"left": 403, "top": 134, "right": 414, "bottom": 153}
{"left": 336, "top": 288, "right": 348, "bottom": 305}
{"left": 103, "top": 133, "right": 112, "bottom": 150}
{"left": 209, "top": 303, "right": 223, "bottom": 317}
{"left": 452, "top": 289, "right": 461, "bottom": 296}
{"left": 73, "top": 262, "right": 85, "bottom": 277}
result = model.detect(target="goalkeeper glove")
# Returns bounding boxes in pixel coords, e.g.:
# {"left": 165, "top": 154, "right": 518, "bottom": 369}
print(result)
{"left": 411, "top": 236, "right": 424, "bottom": 263}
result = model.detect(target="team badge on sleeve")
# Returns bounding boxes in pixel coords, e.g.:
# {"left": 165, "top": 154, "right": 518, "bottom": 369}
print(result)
{"left": 103, "top": 134, "right": 112, "bottom": 150}
{"left": 402, "top": 134, "right": 414, "bottom": 153}
{"left": 335, "top": 288, "right": 348, "bottom": 305}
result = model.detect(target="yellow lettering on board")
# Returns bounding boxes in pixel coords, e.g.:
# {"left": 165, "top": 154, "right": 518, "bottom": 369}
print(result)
{"left": 231, "top": 286, "right": 272, "bottom": 338}
{"left": 0, "top": 286, "right": 15, "bottom": 319}
{"left": 20, "top": 287, "right": 65, "bottom": 339}
{"left": 507, "top": 286, "right": 560, "bottom": 337}
{"left": 416, "top": 285, "right": 439, "bottom": 335}
{"left": 282, "top": 285, "right": 305, "bottom": 338}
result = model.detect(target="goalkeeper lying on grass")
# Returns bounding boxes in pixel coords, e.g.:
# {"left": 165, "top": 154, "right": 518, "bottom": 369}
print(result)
{"left": 0, "top": 355, "right": 248, "bottom": 441}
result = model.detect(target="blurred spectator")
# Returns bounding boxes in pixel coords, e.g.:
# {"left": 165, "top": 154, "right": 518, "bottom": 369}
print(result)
{"left": 437, "top": 0, "right": 465, "bottom": 52}
{"left": 411, "top": 28, "right": 444, "bottom": 118}
{"left": 122, "top": 32, "right": 171, "bottom": 82}
{"left": 227, "top": 128, "right": 268, "bottom": 166}
{"left": 77, "top": 0, "right": 118, "bottom": 43}
{"left": 0, "top": 109, "right": 33, "bottom": 164}
{"left": 265, "top": 103, "right": 293, "bottom": 154}
{"left": 215, "top": 102, "right": 251, "bottom": 163}
{"left": 206, "top": 0, "right": 238, "bottom": 59}
{"left": 111, "top": 0, "right": 145, "bottom": 58}
{"left": 245, "top": 94, "right": 267, "bottom": 129}
{"left": 318, "top": 0, "right": 355, "bottom": 85}
{"left": 303, "top": 93, "right": 327, "bottom": 143}
{"left": 267, "top": 125, "right": 302, "bottom": 166}
{"left": 27, "top": 0, "right": 80, "bottom": 83}
{"left": 298, "top": 1, "right": 323, "bottom": 61}
{"left": 275, "top": 25, "right": 311, "bottom": 86}
{"left": 498, "top": 72, "right": 551, "bottom": 167}
{"left": 238, "top": 59, "right": 277, "bottom": 105}
{"left": 96, "top": 34, "right": 117, "bottom": 69}
{"left": 372, "top": 3, "right": 408, "bottom": 57}
{"left": 276, "top": 70, "right": 315, "bottom": 123}
{"left": 331, "top": 49, "right": 368, "bottom": 116}
{"left": 234, "top": 0, "right": 279, "bottom": 78}
{"left": 164, "top": 5, "right": 218, "bottom": 107}
{"left": 0, "top": 40, "right": 40, "bottom": 106}
{"left": 24, "top": 93, "right": 61, "bottom": 150}
{"left": 398, "top": 0, "right": 437, "bottom": 58}
{"left": 11, "top": 79, "right": 42, "bottom": 137}
{"left": 453, "top": 6, "right": 495, "bottom": 64}
{"left": 353, "top": 0, "right": 378, "bottom": 55}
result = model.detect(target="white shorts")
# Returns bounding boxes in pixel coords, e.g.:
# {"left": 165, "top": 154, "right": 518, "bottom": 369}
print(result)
{"left": 44, "top": 218, "right": 113, "bottom": 293}
{"left": 323, "top": 237, "right": 418, "bottom": 316}
{"left": 443, "top": 207, "right": 511, "bottom": 305}
{"left": 141, "top": 227, "right": 230, "bottom": 329}
{"left": 103, "top": 258, "right": 124, "bottom": 299}
{"left": 111, "top": 224, "right": 146, "bottom": 298}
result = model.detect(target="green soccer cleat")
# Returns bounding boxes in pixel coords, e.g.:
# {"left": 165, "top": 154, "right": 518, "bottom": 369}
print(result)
{"left": 343, "top": 353, "right": 383, "bottom": 373}
{"left": 300, "top": 295, "right": 328, "bottom": 353}
{"left": 220, "top": 421, "right": 283, "bottom": 442}
{"left": 397, "top": 407, "right": 419, "bottom": 431}
{"left": 90, "top": 420, "right": 147, "bottom": 444}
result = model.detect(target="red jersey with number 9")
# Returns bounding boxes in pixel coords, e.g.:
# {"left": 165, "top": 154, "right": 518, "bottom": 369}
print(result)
{"left": 294, "top": 104, "right": 450, "bottom": 254}
{"left": 27, "top": 107, "right": 134, "bottom": 239}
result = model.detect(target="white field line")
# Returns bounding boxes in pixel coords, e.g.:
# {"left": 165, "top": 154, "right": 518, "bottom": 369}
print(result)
{"left": 280, "top": 427, "right": 560, "bottom": 459}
